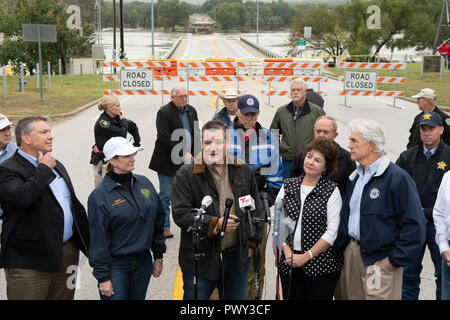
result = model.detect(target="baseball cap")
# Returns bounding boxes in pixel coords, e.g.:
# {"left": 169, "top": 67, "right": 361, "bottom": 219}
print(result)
{"left": 103, "top": 137, "right": 143, "bottom": 161}
{"left": 219, "top": 88, "right": 241, "bottom": 100}
{"left": 411, "top": 88, "right": 436, "bottom": 101}
{"left": 419, "top": 112, "right": 442, "bottom": 127}
{"left": 0, "top": 114, "right": 12, "bottom": 130}
{"left": 238, "top": 94, "right": 259, "bottom": 114}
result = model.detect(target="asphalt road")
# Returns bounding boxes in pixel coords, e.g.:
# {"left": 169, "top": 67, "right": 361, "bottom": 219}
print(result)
{"left": 0, "top": 34, "right": 440, "bottom": 300}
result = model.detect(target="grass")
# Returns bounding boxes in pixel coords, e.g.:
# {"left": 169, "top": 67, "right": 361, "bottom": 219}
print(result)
{"left": 326, "top": 63, "right": 450, "bottom": 107}
{"left": 0, "top": 61, "right": 449, "bottom": 118}
{"left": 0, "top": 74, "right": 120, "bottom": 118}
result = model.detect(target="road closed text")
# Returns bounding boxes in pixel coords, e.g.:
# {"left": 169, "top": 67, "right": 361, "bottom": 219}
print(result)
{"left": 344, "top": 70, "right": 377, "bottom": 92}
{"left": 120, "top": 69, "right": 153, "bottom": 90}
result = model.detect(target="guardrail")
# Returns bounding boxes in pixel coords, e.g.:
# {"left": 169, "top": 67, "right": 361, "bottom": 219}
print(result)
{"left": 240, "top": 37, "right": 281, "bottom": 58}
{"left": 163, "top": 37, "right": 182, "bottom": 59}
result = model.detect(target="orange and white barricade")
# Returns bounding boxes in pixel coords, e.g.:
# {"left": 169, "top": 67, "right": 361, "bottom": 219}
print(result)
{"left": 339, "top": 62, "right": 406, "bottom": 70}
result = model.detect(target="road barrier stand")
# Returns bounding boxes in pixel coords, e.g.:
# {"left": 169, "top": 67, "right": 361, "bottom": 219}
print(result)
{"left": 339, "top": 62, "right": 406, "bottom": 108}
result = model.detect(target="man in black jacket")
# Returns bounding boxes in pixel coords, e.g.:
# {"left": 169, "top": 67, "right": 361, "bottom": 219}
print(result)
{"left": 0, "top": 116, "right": 90, "bottom": 300}
{"left": 171, "top": 120, "right": 264, "bottom": 300}
{"left": 289, "top": 115, "right": 356, "bottom": 198}
{"left": 149, "top": 87, "right": 200, "bottom": 238}
{"left": 397, "top": 111, "right": 450, "bottom": 300}
{"left": 407, "top": 88, "right": 450, "bottom": 149}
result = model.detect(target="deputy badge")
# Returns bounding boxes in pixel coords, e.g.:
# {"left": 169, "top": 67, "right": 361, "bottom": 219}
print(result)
{"left": 140, "top": 188, "right": 151, "bottom": 199}
{"left": 437, "top": 161, "right": 447, "bottom": 171}
{"left": 423, "top": 113, "right": 432, "bottom": 120}
{"left": 369, "top": 188, "right": 380, "bottom": 199}
{"left": 99, "top": 120, "right": 110, "bottom": 128}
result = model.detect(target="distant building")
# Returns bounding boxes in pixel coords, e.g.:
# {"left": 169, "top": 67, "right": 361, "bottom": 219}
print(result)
{"left": 189, "top": 15, "right": 214, "bottom": 34}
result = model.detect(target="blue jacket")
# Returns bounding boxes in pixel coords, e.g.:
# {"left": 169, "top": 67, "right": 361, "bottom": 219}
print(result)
{"left": 213, "top": 107, "right": 234, "bottom": 127}
{"left": 228, "top": 122, "right": 283, "bottom": 192}
{"left": 87, "top": 173, "right": 166, "bottom": 283}
{"left": 333, "top": 157, "right": 426, "bottom": 267}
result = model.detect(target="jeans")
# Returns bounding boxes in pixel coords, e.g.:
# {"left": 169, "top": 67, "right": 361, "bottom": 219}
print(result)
{"left": 441, "top": 257, "right": 450, "bottom": 300}
{"left": 157, "top": 173, "right": 175, "bottom": 229}
{"left": 282, "top": 159, "right": 293, "bottom": 181}
{"left": 402, "top": 222, "right": 442, "bottom": 300}
{"left": 100, "top": 252, "right": 153, "bottom": 300}
{"left": 182, "top": 250, "right": 250, "bottom": 300}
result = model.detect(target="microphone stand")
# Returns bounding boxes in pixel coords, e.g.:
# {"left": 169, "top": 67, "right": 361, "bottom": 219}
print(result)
{"left": 251, "top": 192, "right": 272, "bottom": 300}
{"left": 189, "top": 208, "right": 206, "bottom": 300}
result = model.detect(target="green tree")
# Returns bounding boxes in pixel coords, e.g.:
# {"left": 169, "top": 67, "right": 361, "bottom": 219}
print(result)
{"left": 0, "top": 0, "right": 94, "bottom": 74}
{"left": 345, "top": 0, "right": 442, "bottom": 60}
{"left": 215, "top": 3, "right": 240, "bottom": 31}
{"left": 157, "top": 0, "right": 192, "bottom": 32}
{"left": 290, "top": 5, "right": 351, "bottom": 62}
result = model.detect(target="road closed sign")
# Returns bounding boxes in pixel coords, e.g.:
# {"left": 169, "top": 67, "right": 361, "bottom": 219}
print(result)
{"left": 344, "top": 70, "right": 377, "bottom": 92}
{"left": 120, "top": 69, "right": 153, "bottom": 90}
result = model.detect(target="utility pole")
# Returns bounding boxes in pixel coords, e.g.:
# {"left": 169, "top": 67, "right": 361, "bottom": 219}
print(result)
{"left": 256, "top": 0, "right": 259, "bottom": 44}
{"left": 113, "top": 0, "right": 116, "bottom": 61}
{"left": 94, "top": 0, "right": 102, "bottom": 44}
{"left": 119, "top": 0, "right": 125, "bottom": 59}
{"left": 151, "top": 0, "right": 155, "bottom": 58}
{"left": 433, "top": 0, "right": 449, "bottom": 54}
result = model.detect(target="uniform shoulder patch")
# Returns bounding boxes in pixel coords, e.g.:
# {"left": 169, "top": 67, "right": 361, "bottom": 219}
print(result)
{"left": 445, "top": 118, "right": 450, "bottom": 126}
{"left": 99, "top": 119, "right": 110, "bottom": 128}
{"left": 140, "top": 188, "right": 151, "bottom": 198}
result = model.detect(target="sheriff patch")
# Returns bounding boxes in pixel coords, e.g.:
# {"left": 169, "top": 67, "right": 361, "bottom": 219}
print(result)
{"left": 99, "top": 120, "right": 110, "bottom": 128}
{"left": 437, "top": 161, "right": 447, "bottom": 171}
{"left": 140, "top": 188, "right": 151, "bottom": 198}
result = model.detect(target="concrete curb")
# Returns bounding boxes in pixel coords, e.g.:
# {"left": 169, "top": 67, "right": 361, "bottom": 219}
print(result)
{"left": 7, "top": 98, "right": 101, "bottom": 123}
{"left": 45, "top": 98, "right": 102, "bottom": 122}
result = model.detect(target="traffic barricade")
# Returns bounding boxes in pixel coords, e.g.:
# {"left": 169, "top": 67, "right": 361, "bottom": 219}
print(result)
{"left": 338, "top": 62, "right": 406, "bottom": 108}
{"left": 263, "top": 59, "right": 295, "bottom": 76}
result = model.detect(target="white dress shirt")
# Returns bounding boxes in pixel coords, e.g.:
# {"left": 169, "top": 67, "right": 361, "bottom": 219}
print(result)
{"left": 433, "top": 171, "right": 450, "bottom": 254}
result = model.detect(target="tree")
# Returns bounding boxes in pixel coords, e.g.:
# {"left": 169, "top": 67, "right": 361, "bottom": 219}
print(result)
{"left": 215, "top": 3, "right": 240, "bottom": 31}
{"left": 0, "top": 0, "right": 94, "bottom": 74}
{"left": 157, "top": 0, "right": 192, "bottom": 32}
{"left": 290, "top": 5, "right": 351, "bottom": 62}
{"left": 345, "top": 0, "right": 444, "bottom": 60}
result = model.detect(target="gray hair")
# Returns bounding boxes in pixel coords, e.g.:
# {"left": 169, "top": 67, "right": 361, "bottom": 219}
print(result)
{"left": 349, "top": 119, "right": 386, "bottom": 155}
{"left": 15, "top": 116, "right": 48, "bottom": 147}
{"left": 171, "top": 86, "right": 186, "bottom": 97}
{"left": 289, "top": 78, "right": 306, "bottom": 89}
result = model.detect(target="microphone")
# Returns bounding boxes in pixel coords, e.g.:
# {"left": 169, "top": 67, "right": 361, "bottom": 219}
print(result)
{"left": 193, "top": 195, "right": 213, "bottom": 224}
{"left": 220, "top": 198, "right": 234, "bottom": 236}
{"left": 200, "top": 195, "right": 213, "bottom": 213}
{"left": 239, "top": 189, "right": 256, "bottom": 241}
{"left": 260, "top": 191, "right": 270, "bottom": 223}
{"left": 238, "top": 194, "right": 255, "bottom": 211}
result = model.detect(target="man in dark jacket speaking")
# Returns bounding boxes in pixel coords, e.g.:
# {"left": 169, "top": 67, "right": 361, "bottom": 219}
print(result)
{"left": 171, "top": 120, "right": 264, "bottom": 300}
{"left": 149, "top": 87, "right": 200, "bottom": 238}
{"left": 0, "top": 116, "right": 90, "bottom": 300}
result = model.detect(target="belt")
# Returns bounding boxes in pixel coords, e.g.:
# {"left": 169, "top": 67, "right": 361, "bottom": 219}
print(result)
{"left": 350, "top": 237, "right": 360, "bottom": 245}
{"left": 112, "top": 250, "right": 150, "bottom": 260}
{"left": 221, "top": 246, "right": 238, "bottom": 254}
